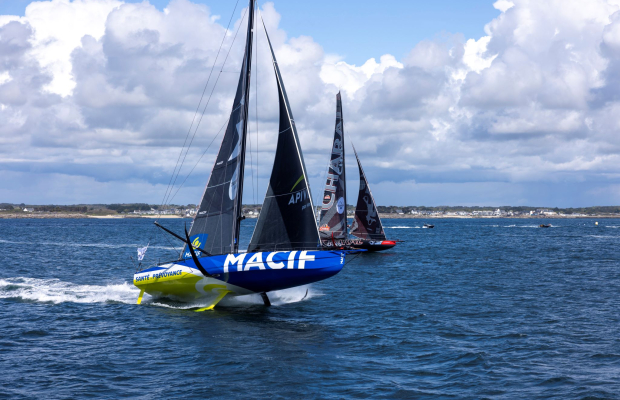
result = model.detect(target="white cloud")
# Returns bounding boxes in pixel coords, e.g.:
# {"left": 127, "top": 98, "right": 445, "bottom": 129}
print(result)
{"left": 462, "top": 36, "right": 496, "bottom": 74}
{"left": 320, "top": 54, "right": 403, "bottom": 96}
{"left": 4, "top": 0, "right": 620, "bottom": 206}
{"left": 20, "top": 0, "right": 122, "bottom": 96}
{"left": 493, "top": 0, "right": 514, "bottom": 13}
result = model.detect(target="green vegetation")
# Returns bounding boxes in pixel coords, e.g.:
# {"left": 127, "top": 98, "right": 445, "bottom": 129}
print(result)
{"left": 35, "top": 205, "right": 88, "bottom": 212}
{"left": 376, "top": 205, "right": 620, "bottom": 215}
{"left": 107, "top": 203, "right": 155, "bottom": 213}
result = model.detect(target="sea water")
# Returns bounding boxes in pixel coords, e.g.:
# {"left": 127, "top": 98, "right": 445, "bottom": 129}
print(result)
{"left": 1, "top": 218, "right": 619, "bottom": 398}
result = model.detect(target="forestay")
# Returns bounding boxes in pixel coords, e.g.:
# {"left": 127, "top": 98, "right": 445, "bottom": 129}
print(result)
{"left": 248, "top": 20, "right": 320, "bottom": 252}
{"left": 318, "top": 92, "right": 347, "bottom": 240}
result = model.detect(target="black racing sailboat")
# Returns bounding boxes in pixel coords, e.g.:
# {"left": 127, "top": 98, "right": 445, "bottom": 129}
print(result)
{"left": 349, "top": 145, "right": 397, "bottom": 251}
{"left": 133, "top": 0, "right": 353, "bottom": 310}
{"left": 318, "top": 94, "right": 397, "bottom": 252}
{"left": 318, "top": 92, "right": 361, "bottom": 249}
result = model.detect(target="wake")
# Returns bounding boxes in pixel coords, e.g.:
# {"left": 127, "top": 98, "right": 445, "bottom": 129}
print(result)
{"left": 0, "top": 277, "right": 139, "bottom": 304}
{"left": 0, "top": 277, "right": 317, "bottom": 308}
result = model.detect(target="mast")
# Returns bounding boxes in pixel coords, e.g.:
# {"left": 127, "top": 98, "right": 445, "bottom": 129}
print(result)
{"left": 231, "top": 0, "right": 255, "bottom": 252}
{"left": 183, "top": 0, "right": 255, "bottom": 256}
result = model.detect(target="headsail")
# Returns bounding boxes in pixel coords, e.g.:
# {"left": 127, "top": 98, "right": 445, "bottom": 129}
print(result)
{"left": 248, "top": 19, "right": 320, "bottom": 252}
{"left": 350, "top": 146, "right": 386, "bottom": 240}
{"left": 184, "top": 0, "right": 255, "bottom": 256}
{"left": 318, "top": 92, "right": 347, "bottom": 239}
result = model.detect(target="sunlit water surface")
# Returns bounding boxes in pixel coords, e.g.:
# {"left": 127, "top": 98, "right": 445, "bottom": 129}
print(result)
{"left": 1, "top": 218, "right": 619, "bottom": 398}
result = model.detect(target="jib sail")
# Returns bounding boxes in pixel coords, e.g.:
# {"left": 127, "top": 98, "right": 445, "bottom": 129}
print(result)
{"left": 318, "top": 92, "right": 347, "bottom": 239}
{"left": 183, "top": 0, "right": 255, "bottom": 256}
{"left": 350, "top": 145, "right": 386, "bottom": 240}
{"left": 248, "top": 20, "right": 320, "bottom": 252}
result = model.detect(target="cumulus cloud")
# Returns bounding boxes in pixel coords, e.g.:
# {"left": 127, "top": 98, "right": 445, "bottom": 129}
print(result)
{"left": 3, "top": 0, "right": 620, "bottom": 206}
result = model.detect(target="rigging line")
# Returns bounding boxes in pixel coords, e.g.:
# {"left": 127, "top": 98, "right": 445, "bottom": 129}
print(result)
{"left": 158, "top": 0, "right": 242, "bottom": 215}
{"left": 255, "top": 11, "right": 259, "bottom": 207}
{"left": 247, "top": 2, "right": 258, "bottom": 209}
{"left": 162, "top": 5, "right": 246, "bottom": 214}
{"left": 196, "top": 2, "right": 250, "bottom": 255}
{"left": 344, "top": 252, "right": 362, "bottom": 267}
{"left": 248, "top": 116, "right": 256, "bottom": 206}
{"left": 163, "top": 6, "right": 249, "bottom": 210}
{"left": 247, "top": 6, "right": 255, "bottom": 207}
{"left": 166, "top": 117, "right": 230, "bottom": 205}
{"left": 162, "top": 229, "right": 183, "bottom": 257}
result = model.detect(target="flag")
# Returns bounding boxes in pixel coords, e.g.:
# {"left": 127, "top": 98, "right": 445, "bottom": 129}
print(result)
{"left": 137, "top": 245, "right": 149, "bottom": 261}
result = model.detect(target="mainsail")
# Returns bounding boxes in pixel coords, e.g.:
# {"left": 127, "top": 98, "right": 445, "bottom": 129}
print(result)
{"left": 184, "top": 0, "right": 255, "bottom": 256}
{"left": 248, "top": 20, "right": 320, "bottom": 252}
{"left": 350, "top": 146, "right": 386, "bottom": 240}
{"left": 318, "top": 92, "right": 347, "bottom": 239}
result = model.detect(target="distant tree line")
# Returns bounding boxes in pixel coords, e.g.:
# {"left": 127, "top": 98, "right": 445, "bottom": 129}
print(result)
{"left": 107, "top": 203, "right": 155, "bottom": 213}
{"left": 375, "top": 205, "right": 620, "bottom": 214}
{"left": 34, "top": 205, "right": 88, "bottom": 212}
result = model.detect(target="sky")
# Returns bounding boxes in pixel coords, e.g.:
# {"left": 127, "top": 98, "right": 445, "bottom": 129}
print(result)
{"left": 0, "top": 0, "right": 501, "bottom": 65}
{"left": 1, "top": 0, "right": 620, "bottom": 207}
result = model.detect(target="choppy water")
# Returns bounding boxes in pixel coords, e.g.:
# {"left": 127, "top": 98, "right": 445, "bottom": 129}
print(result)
{"left": 1, "top": 218, "right": 619, "bottom": 399}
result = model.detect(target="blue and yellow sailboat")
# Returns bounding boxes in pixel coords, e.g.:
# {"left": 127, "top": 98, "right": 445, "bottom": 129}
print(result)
{"left": 133, "top": 0, "right": 351, "bottom": 309}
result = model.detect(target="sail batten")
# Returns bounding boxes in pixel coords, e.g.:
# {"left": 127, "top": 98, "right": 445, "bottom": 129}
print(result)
{"left": 183, "top": 0, "right": 255, "bottom": 257}
{"left": 247, "top": 17, "right": 320, "bottom": 252}
{"left": 350, "top": 146, "right": 386, "bottom": 241}
{"left": 318, "top": 93, "right": 347, "bottom": 239}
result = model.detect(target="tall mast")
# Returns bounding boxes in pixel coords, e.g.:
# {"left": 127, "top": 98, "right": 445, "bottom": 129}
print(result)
{"left": 231, "top": 0, "right": 256, "bottom": 252}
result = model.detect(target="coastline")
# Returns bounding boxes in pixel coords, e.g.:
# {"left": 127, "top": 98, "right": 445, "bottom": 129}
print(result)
{"left": 0, "top": 213, "right": 615, "bottom": 219}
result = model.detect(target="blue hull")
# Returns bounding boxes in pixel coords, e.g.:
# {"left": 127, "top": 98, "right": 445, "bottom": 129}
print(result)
{"left": 136, "top": 250, "right": 346, "bottom": 296}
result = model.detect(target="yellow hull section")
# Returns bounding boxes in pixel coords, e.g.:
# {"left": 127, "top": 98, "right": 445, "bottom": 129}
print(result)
{"left": 133, "top": 264, "right": 252, "bottom": 308}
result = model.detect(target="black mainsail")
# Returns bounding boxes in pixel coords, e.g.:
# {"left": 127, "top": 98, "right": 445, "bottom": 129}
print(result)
{"left": 350, "top": 146, "right": 386, "bottom": 241}
{"left": 183, "top": 0, "right": 255, "bottom": 256}
{"left": 248, "top": 20, "right": 320, "bottom": 252}
{"left": 318, "top": 92, "right": 347, "bottom": 240}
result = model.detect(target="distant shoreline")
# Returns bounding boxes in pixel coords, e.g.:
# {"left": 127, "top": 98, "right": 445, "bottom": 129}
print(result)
{"left": 0, "top": 213, "right": 616, "bottom": 219}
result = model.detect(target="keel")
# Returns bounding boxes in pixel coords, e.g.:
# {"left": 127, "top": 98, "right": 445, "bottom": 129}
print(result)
{"left": 136, "top": 288, "right": 145, "bottom": 305}
{"left": 261, "top": 292, "right": 271, "bottom": 307}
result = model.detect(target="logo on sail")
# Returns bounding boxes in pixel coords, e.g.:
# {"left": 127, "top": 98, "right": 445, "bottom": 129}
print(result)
{"left": 337, "top": 197, "right": 345, "bottom": 214}
{"left": 288, "top": 188, "right": 309, "bottom": 205}
{"left": 184, "top": 234, "right": 208, "bottom": 259}
{"left": 229, "top": 165, "right": 239, "bottom": 200}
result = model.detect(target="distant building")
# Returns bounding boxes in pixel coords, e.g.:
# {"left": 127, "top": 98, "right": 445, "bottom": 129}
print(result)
{"left": 23, "top": 208, "right": 33, "bottom": 212}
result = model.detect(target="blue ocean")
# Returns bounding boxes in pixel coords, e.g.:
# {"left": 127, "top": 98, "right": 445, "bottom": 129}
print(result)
{"left": 1, "top": 218, "right": 619, "bottom": 399}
